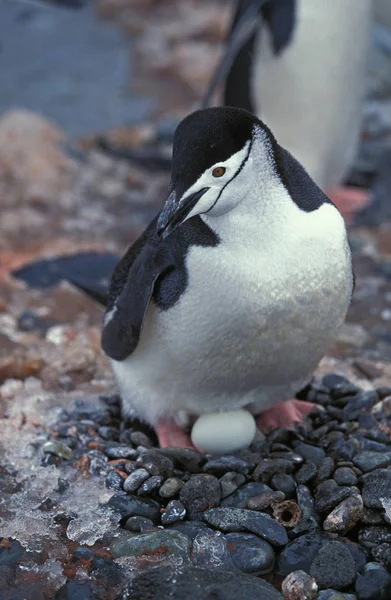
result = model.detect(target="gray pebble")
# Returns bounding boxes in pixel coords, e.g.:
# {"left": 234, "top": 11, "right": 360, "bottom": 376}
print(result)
{"left": 315, "top": 480, "right": 352, "bottom": 513}
{"left": 334, "top": 467, "right": 358, "bottom": 486}
{"left": 253, "top": 459, "right": 294, "bottom": 482}
{"left": 294, "top": 443, "right": 326, "bottom": 466}
{"left": 110, "top": 529, "right": 191, "bottom": 564}
{"left": 277, "top": 533, "right": 324, "bottom": 577}
{"left": 137, "top": 475, "right": 163, "bottom": 495}
{"left": 130, "top": 430, "right": 154, "bottom": 448}
{"left": 42, "top": 441, "right": 74, "bottom": 460}
{"left": 161, "top": 500, "right": 186, "bottom": 525}
{"left": 159, "top": 447, "right": 205, "bottom": 473}
{"left": 270, "top": 474, "right": 297, "bottom": 499}
{"left": 317, "top": 592, "right": 357, "bottom": 600}
{"left": 180, "top": 474, "right": 221, "bottom": 519}
{"left": 105, "top": 470, "right": 124, "bottom": 491}
{"left": 295, "top": 462, "right": 317, "bottom": 485}
{"left": 221, "top": 482, "right": 273, "bottom": 508}
{"left": 310, "top": 541, "right": 356, "bottom": 590}
{"left": 105, "top": 446, "right": 138, "bottom": 460}
{"left": 123, "top": 468, "right": 150, "bottom": 493}
{"left": 226, "top": 532, "right": 275, "bottom": 575}
{"left": 247, "top": 491, "right": 285, "bottom": 511}
{"left": 203, "top": 507, "right": 288, "bottom": 547}
{"left": 355, "top": 567, "right": 391, "bottom": 600}
{"left": 159, "top": 477, "right": 184, "bottom": 499}
{"left": 353, "top": 451, "right": 391, "bottom": 473}
{"left": 106, "top": 492, "right": 161, "bottom": 522}
{"left": 361, "top": 469, "right": 391, "bottom": 509}
{"left": 204, "top": 455, "right": 249, "bottom": 476}
{"left": 123, "top": 516, "right": 154, "bottom": 533}
{"left": 137, "top": 450, "right": 174, "bottom": 478}
{"left": 219, "top": 472, "right": 246, "bottom": 499}
{"left": 323, "top": 494, "right": 364, "bottom": 533}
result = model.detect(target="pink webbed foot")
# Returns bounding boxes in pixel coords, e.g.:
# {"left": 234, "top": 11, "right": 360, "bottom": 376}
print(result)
{"left": 155, "top": 419, "right": 197, "bottom": 450}
{"left": 326, "top": 186, "right": 370, "bottom": 224}
{"left": 256, "top": 398, "right": 317, "bottom": 433}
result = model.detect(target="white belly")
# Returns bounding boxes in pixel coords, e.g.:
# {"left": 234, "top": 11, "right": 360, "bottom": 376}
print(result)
{"left": 112, "top": 204, "right": 353, "bottom": 426}
{"left": 253, "top": 0, "right": 372, "bottom": 189}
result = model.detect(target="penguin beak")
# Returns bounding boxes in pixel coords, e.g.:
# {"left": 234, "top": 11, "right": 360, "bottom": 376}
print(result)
{"left": 157, "top": 187, "right": 210, "bottom": 239}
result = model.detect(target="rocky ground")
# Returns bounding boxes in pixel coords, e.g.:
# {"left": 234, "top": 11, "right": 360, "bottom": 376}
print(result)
{"left": 1, "top": 2, "right": 391, "bottom": 599}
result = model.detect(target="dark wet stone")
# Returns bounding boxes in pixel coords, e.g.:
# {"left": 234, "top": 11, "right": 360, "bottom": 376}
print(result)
{"left": 322, "top": 374, "right": 351, "bottom": 390}
{"left": 130, "top": 430, "right": 154, "bottom": 448}
{"left": 353, "top": 451, "right": 391, "bottom": 473}
{"left": 315, "top": 480, "right": 352, "bottom": 513}
{"left": 54, "top": 581, "right": 97, "bottom": 599}
{"left": 323, "top": 494, "right": 364, "bottom": 533}
{"left": 358, "top": 413, "right": 378, "bottom": 430}
{"left": 42, "top": 440, "right": 74, "bottom": 460}
{"left": 105, "top": 446, "right": 137, "bottom": 460}
{"left": 191, "top": 530, "right": 234, "bottom": 569}
{"left": 359, "top": 526, "right": 391, "bottom": 546}
{"left": 180, "top": 474, "right": 221, "bottom": 519}
{"left": 247, "top": 490, "right": 285, "bottom": 511}
{"left": 376, "top": 386, "right": 391, "bottom": 400}
{"left": 355, "top": 566, "right": 391, "bottom": 600}
{"left": 225, "top": 532, "right": 275, "bottom": 575}
{"left": 310, "top": 541, "right": 356, "bottom": 590}
{"left": 220, "top": 482, "right": 272, "bottom": 508}
{"left": 270, "top": 474, "right": 297, "bottom": 499}
{"left": 295, "top": 461, "right": 317, "bottom": 485}
{"left": 123, "top": 468, "right": 149, "bottom": 493}
{"left": 361, "top": 469, "right": 391, "bottom": 509}
{"left": 317, "top": 457, "right": 335, "bottom": 482}
{"left": 123, "top": 462, "right": 137, "bottom": 475}
{"left": 167, "top": 520, "right": 212, "bottom": 541}
{"left": 0, "top": 538, "right": 24, "bottom": 566}
{"left": 123, "top": 565, "right": 283, "bottom": 600}
{"left": 110, "top": 529, "right": 191, "bottom": 564}
{"left": 253, "top": 459, "right": 294, "bottom": 482}
{"left": 106, "top": 492, "right": 161, "bottom": 522}
{"left": 159, "top": 476, "right": 184, "bottom": 499}
{"left": 334, "top": 467, "right": 358, "bottom": 486}
{"left": 281, "top": 570, "right": 318, "bottom": 599}
{"left": 105, "top": 470, "right": 125, "bottom": 491}
{"left": 330, "top": 439, "right": 359, "bottom": 462}
{"left": 277, "top": 532, "right": 324, "bottom": 577}
{"left": 219, "top": 472, "right": 246, "bottom": 498}
{"left": 123, "top": 516, "right": 155, "bottom": 533}
{"left": 161, "top": 500, "right": 186, "bottom": 525}
{"left": 137, "top": 475, "right": 163, "bottom": 495}
{"left": 362, "top": 508, "right": 384, "bottom": 525}
{"left": 342, "top": 391, "right": 379, "bottom": 420}
{"left": 159, "top": 447, "right": 205, "bottom": 472}
{"left": 203, "top": 507, "right": 288, "bottom": 547}
{"left": 204, "top": 455, "right": 249, "bottom": 476}
{"left": 317, "top": 592, "right": 356, "bottom": 599}
{"left": 294, "top": 443, "right": 326, "bottom": 466}
{"left": 290, "top": 484, "right": 319, "bottom": 536}
{"left": 137, "top": 450, "right": 174, "bottom": 478}
{"left": 98, "top": 426, "right": 119, "bottom": 441}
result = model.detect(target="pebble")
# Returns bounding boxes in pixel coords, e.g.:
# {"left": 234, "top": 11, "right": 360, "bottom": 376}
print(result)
{"left": 105, "top": 445, "right": 138, "bottom": 460}
{"left": 247, "top": 491, "right": 285, "bottom": 511}
{"left": 221, "top": 482, "right": 273, "bottom": 508}
{"left": 323, "top": 494, "right": 364, "bottom": 533}
{"left": 106, "top": 492, "right": 161, "bottom": 522}
{"left": 355, "top": 565, "right": 391, "bottom": 600}
{"left": 204, "top": 455, "right": 249, "bottom": 476}
{"left": 41, "top": 440, "right": 74, "bottom": 460}
{"left": 294, "top": 443, "right": 326, "bottom": 466}
{"left": 192, "top": 530, "right": 233, "bottom": 569}
{"left": 203, "top": 507, "right": 288, "bottom": 547}
{"left": 123, "top": 565, "right": 283, "bottom": 600}
{"left": 353, "top": 451, "right": 391, "bottom": 473}
{"left": 123, "top": 516, "right": 154, "bottom": 533}
{"left": 315, "top": 480, "right": 352, "bottom": 513}
{"left": 168, "top": 520, "right": 213, "bottom": 541}
{"left": 105, "top": 470, "right": 125, "bottom": 491}
{"left": 253, "top": 459, "right": 294, "bottom": 482}
{"left": 130, "top": 430, "right": 154, "bottom": 448}
{"left": 291, "top": 485, "right": 319, "bottom": 535}
{"left": 137, "top": 475, "right": 163, "bottom": 495}
{"left": 179, "top": 474, "right": 221, "bottom": 519}
{"left": 225, "top": 532, "right": 275, "bottom": 575}
{"left": 54, "top": 582, "right": 96, "bottom": 600}
{"left": 159, "top": 447, "right": 205, "bottom": 473}
{"left": 110, "top": 529, "right": 191, "bottom": 565}
{"left": 271, "top": 474, "right": 297, "bottom": 499}
{"left": 219, "top": 472, "right": 246, "bottom": 498}
{"left": 295, "top": 462, "right": 318, "bottom": 485}
{"left": 159, "top": 477, "right": 184, "bottom": 498}
{"left": 334, "top": 467, "right": 358, "bottom": 486}
{"left": 137, "top": 450, "right": 174, "bottom": 478}
{"left": 317, "top": 592, "right": 357, "bottom": 600}
{"left": 278, "top": 533, "right": 324, "bottom": 577}
{"left": 123, "top": 468, "right": 150, "bottom": 493}
{"left": 310, "top": 541, "right": 356, "bottom": 590}
{"left": 281, "top": 570, "right": 318, "bottom": 600}
{"left": 361, "top": 469, "right": 391, "bottom": 509}
{"left": 161, "top": 500, "right": 186, "bottom": 525}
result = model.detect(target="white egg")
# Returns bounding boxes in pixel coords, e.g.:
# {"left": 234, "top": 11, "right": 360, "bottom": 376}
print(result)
{"left": 191, "top": 409, "right": 257, "bottom": 455}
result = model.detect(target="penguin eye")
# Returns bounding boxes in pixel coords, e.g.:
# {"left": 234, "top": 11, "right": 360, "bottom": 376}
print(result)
{"left": 212, "top": 166, "right": 226, "bottom": 178}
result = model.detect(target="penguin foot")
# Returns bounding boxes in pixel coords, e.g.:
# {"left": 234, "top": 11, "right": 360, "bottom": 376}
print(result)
{"left": 155, "top": 419, "right": 197, "bottom": 449}
{"left": 256, "top": 398, "right": 316, "bottom": 433}
{"left": 326, "top": 186, "right": 369, "bottom": 223}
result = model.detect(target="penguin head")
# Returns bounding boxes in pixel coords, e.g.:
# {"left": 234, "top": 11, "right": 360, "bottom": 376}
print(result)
{"left": 157, "top": 107, "right": 274, "bottom": 238}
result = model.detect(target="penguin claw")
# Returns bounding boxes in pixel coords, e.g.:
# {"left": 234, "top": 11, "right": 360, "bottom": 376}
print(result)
{"left": 155, "top": 420, "right": 197, "bottom": 450}
{"left": 256, "top": 398, "right": 316, "bottom": 433}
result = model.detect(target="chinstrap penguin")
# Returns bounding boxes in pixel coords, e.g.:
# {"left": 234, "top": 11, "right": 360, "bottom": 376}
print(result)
{"left": 102, "top": 106, "right": 354, "bottom": 449}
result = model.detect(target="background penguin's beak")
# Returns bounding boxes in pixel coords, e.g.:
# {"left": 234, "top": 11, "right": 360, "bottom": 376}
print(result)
{"left": 157, "top": 187, "right": 209, "bottom": 239}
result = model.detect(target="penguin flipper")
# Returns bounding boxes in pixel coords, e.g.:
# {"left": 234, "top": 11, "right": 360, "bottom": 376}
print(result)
{"left": 102, "top": 219, "right": 174, "bottom": 361}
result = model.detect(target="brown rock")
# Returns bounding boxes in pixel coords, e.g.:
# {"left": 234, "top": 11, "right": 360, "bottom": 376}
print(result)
{"left": 281, "top": 570, "right": 318, "bottom": 600}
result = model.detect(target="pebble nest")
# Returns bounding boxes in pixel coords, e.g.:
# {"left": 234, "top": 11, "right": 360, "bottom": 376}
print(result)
{"left": 2, "top": 373, "right": 391, "bottom": 599}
